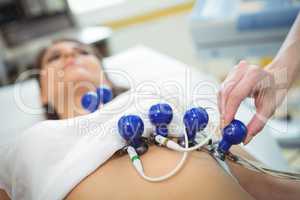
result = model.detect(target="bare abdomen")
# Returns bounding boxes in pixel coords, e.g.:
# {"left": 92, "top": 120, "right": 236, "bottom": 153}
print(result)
{"left": 65, "top": 146, "right": 254, "bottom": 200}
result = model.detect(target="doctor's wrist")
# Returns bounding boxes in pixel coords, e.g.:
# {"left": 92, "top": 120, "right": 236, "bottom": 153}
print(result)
{"left": 267, "top": 41, "right": 300, "bottom": 89}
{"left": 265, "top": 61, "right": 291, "bottom": 90}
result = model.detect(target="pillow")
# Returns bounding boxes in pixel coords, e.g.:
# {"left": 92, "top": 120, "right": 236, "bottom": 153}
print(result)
{"left": 0, "top": 79, "right": 45, "bottom": 144}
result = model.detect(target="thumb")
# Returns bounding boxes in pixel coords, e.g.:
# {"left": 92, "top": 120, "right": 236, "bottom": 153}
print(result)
{"left": 243, "top": 106, "right": 273, "bottom": 145}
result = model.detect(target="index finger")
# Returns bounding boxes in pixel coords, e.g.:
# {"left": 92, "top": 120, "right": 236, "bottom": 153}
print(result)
{"left": 218, "top": 61, "right": 247, "bottom": 127}
{"left": 223, "top": 66, "right": 263, "bottom": 127}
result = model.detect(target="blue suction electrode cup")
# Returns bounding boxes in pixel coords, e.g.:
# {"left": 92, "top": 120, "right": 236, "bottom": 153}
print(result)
{"left": 148, "top": 103, "right": 173, "bottom": 137}
{"left": 97, "top": 86, "right": 113, "bottom": 104}
{"left": 118, "top": 115, "right": 144, "bottom": 147}
{"left": 178, "top": 107, "right": 209, "bottom": 147}
{"left": 81, "top": 91, "right": 99, "bottom": 112}
{"left": 217, "top": 119, "right": 247, "bottom": 156}
{"left": 81, "top": 86, "right": 113, "bottom": 112}
{"left": 118, "top": 115, "right": 148, "bottom": 155}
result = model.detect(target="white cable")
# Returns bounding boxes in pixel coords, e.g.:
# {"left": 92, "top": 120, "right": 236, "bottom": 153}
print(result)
{"left": 154, "top": 131, "right": 213, "bottom": 152}
{"left": 127, "top": 123, "right": 216, "bottom": 182}
{"left": 127, "top": 146, "right": 144, "bottom": 174}
{"left": 127, "top": 123, "right": 190, "bottom": 182}
{"left": 235, "top": 155, "right": 300, "bottom": 181}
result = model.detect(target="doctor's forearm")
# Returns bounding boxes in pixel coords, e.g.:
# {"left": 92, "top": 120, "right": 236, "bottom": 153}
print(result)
{"left": 278, "top": 13, "right": 300, "bottom": 55}
{"left": 267, "top": 13, "right": 300, "bottom": 88}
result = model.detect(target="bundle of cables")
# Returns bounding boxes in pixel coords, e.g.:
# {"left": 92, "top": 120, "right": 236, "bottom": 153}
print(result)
{"left": 117, "top": 103, "right": 300, "bottom": 182}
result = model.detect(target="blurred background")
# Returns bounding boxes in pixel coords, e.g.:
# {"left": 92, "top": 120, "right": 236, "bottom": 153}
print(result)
{"left": 0, "top": 0, "right": 300, "bottom": 170}
{"left": 1, "top": 0, "right": 300, "bottom": 83}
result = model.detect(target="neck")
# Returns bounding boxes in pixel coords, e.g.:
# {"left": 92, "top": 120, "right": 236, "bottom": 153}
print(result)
{"left": 54, "top": 80, "right": 113, "bottom": 119}
{"left": 57, "top": 87, "right": 90, "bottom": 119}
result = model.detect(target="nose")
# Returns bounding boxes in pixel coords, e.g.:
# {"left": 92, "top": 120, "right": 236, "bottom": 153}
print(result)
{"left": 62, "top": 50, "right": 77, "bottom": 66}
{"left": 63, "top": 50, "right": 76, "bottom": 59}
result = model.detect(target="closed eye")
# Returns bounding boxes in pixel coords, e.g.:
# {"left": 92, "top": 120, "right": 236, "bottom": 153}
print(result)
{"left": 46, "top": 52, "right": 61, "bottom": 63}
{"left": 76, "top": 48, "right": 91, "bottom": 55}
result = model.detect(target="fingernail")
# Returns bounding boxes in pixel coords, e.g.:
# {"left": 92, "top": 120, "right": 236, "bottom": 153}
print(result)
{"left": 243, "top": 135, "right": 253, "bottom": 145}
{"left": 223, "top": 116, "right": 230, "bottom": 128}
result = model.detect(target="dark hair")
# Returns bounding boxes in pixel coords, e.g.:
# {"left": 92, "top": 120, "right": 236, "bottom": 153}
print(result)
{"left": 34, "top": 38, "right": 104, "bottom": 120}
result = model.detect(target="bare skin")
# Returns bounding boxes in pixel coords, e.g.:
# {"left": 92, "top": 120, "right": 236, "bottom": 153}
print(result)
{"left": 64, "top": 145, "right": 300, "bottom": 200}
{"left": 0, "top": 191, "right": 9, "bottom": 200}
{"left": 65, "top": 146, "right": 254, "bottom": 200}
{"left": 229, "top": 147, "right": 300, "bottom": 200}
{"left": 1, "top": 145, "right": 300, "bottom": 200}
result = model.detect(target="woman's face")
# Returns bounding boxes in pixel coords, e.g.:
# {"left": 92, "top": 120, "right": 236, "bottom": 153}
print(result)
{"left": 40, "top": 41, "right": 103, "bottom": 104}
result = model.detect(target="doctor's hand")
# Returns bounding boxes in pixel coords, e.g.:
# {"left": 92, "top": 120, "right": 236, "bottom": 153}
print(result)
{"left": 218, "top": 60, "right": 283, "bottom": 145}
{"left": 218, "top": 14, "right": 300, "bottom": 145}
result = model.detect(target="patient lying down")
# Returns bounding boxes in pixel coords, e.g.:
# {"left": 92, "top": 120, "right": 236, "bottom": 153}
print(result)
{"left": 0, "top": 40, "right": 299, "bottom": 200}
{"left": 1, "top": 117, "right": 300, "bottom": 200}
